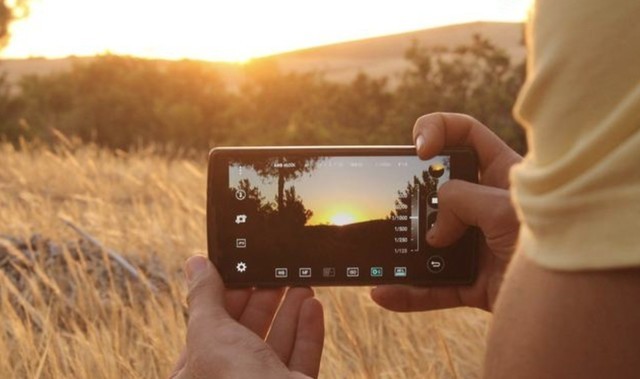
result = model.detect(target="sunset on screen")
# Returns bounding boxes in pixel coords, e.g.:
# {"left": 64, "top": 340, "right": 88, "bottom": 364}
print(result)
{"left": 315, "top": 207, "right": 367, "bottom": 226}
{"left": 329, "top": 212, "right": 355, "bottom": 226}
{"left": 228, "top": 156, "right": 452, "bottom": 228}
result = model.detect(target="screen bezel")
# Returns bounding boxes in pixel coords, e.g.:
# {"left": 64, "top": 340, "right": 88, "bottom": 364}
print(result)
{"left": 207, "top": 146, "right": 478, "bottom": 287}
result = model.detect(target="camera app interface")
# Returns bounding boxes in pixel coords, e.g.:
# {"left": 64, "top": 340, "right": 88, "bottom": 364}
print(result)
{"left": 218, "top": 154, "right": 471, "bottom": 284}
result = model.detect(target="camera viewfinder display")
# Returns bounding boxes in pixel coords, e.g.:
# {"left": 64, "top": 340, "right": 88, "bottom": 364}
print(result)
{"left": 208, "top": 148, "right": 477, "bottom": 286}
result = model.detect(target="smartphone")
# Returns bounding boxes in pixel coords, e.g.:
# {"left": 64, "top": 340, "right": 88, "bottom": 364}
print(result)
{"left": 207, "top": 146, "right": 478, "bottom": 287}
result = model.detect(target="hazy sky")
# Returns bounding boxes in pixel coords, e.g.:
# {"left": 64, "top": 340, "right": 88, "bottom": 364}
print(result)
{"left": 4, "top": 0, "right": 530, "bottom": 62}
{"left": 230, "top": 156, "right": 450, "bottom": 225}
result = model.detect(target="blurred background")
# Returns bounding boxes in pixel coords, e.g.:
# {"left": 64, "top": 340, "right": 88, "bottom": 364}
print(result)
{"left": 0, "top": 1, "right": 529, "bottom": 378}
{"left": 1, "top": 0, "right": 528, "bottom": 154}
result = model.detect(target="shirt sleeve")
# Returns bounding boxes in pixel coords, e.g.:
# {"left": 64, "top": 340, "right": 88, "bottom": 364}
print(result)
{"left": 510, "top": 0, "right": 640, "bottom": 270}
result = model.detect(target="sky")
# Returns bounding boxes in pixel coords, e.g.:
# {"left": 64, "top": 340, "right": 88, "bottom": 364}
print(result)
{"left": 230, "top": 156, "right": 450, "bottom": 226}
{"left": 3, "top": 0, "right": 530, "bottom": 62}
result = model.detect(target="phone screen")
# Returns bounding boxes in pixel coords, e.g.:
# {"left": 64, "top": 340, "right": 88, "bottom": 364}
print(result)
{"left": 208, "top": 147, "right": 477, "bottom": 286}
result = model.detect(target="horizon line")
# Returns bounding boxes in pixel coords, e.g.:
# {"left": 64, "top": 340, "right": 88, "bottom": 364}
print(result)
{"left": 1, "top": 20, "right": 524, "bottom": 65}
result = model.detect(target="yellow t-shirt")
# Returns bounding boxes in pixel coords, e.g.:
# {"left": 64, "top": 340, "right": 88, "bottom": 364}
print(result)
{"left": 511, "top": 0, "right": 640, "bottom": 270}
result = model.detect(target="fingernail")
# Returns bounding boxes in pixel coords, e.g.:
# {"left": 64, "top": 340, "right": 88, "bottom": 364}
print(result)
{"left": 185, "top": 255, "right": 208, "bottom": 282}
{"left": 415, "top": 134, "right": 425, "bottom": 154}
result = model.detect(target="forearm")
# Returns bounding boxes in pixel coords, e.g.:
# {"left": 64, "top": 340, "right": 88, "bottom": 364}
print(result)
{"left": 484, "top": 251, "right": 640, "bottom": 378}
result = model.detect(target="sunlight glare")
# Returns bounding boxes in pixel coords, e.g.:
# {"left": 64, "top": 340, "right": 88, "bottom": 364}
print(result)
{"left": 330, "top": 212, "right": 356, "bottom": 226}
{"left": 2, "top": 0, "right": 530, "bottom": 62}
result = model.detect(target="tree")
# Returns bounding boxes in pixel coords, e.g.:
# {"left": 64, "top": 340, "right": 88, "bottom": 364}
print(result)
{"left": 234, "top": 60, "right": 331, "bottom": 145}
{"left": 0, "top": 73, "right": 25, "bottom": 141}
{"left": 0, "top": 0, "right": 29, "bottom": 140}
{"left": 277, "top": 186, "right": 313, "bottom": 228}
{"left": 386, "top": 34, "right": 527, "bottom": 154}
{"left": 287, "top": 72, "right": 392, "bottom": 144}
{"left": 12, "top": 56, "right": 233, "bottom": 150}
{"left": 239, "top": 157, "right": 320, "bottom": 217}
{"left": 230, "top": 178, "right": 275, "bottom": 218}
{"left": 0, "top": 0, "right": 28, "bottom": 49}
{"left": 0, "top": 33, "right": 527, "bottom": 155}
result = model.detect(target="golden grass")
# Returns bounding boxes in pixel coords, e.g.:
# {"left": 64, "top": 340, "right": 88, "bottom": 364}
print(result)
{"left": 0, "top": 141, "right": 489, "bottom": 378}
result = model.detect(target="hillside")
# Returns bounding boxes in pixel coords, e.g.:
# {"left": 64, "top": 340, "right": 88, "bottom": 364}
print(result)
{"left": 0, "top": 21, "right": 524, "bottom": 88}
{"left": 269, "top": 21, "right": 524, "bottom": 82}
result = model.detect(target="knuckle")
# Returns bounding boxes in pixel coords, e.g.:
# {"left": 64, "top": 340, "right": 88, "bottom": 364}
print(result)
{"left": 490, "top": 194, "right": 518, "bottom": 224}
{"left": 250, "top": 344, "right": 280, "bottom": 364}
{"left": 459, "top": 112, "right": 481, "bottom": 125}
{"left": 413, "top": 113, "right": 440, "bottom": 133}
{"left": 437, "top": 180, "right": 463, "bottom": 203}
{"left": 186, "top": 276, "right": 214, "bottom": 309}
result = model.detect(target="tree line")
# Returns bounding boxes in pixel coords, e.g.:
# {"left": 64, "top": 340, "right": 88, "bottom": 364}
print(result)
{"left": 0, "top": 34, "right": 527, "bottom": 155}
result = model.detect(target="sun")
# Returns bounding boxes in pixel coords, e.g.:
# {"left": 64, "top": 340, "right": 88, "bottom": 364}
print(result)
{"left": 2, "top": 0, "right": 530, "bottom": 62}
{"left": 308, "top": 206, "right": 367, "bottom": 226}
{"left": 329, "top": 212, "right": 355, "bottom": 226}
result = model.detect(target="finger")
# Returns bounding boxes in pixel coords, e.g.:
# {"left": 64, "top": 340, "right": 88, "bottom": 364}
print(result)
{"left": 266, "top": 287, "right": 315, "bottom": 364}
{"left": 168, "top": 349, "right": 187, "bottom": 379}
{"left": 225, "top": 288, "right": 252, "bottom": 320}
{"left": 184, "top": 255, "right": 230, "bottom": 326}
{"left": 238, "top": 287, "right": 286, "bottom": 339}
{"left": 412, "top": 112, "right": 521, "bottom": 187}
{"left": 427, "top": 180, "right": 513, "bottom": 248}
{"left": 370, "top": 242, "right": 497, "bottom": 312}
{"left": 370, "top": 285, "right": 465, "bottom": 312}
{"left": 288, "top": 297, "right": 325, "bottom": 378}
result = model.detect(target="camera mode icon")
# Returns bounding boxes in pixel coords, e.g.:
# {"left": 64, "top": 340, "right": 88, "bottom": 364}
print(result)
{"left": 346, "top": 267, "right": 359, "bottom": 278}
{"left": 427, "top": 192, "right": 439, "bottom": 209}
{"left": 299, "top": 268, "right": 312, "bottom": 278}
{"left": 235, "top": 214, "right": 247, "bottom": 224}
{"left": 370, "top": 267, "right": 383, "bottom": 277}
{"left": 235, "top": 189, "right": 246, "bottom": 200}
{"left": 322, "top": 267, "right": 336, "bottom": 278}
{"left": 394, "top": 267, "right": 407, "bottom": 277}
{"left": 427, "top": 256, "right": 445, "bottom": 273}
{"left": 236, "top": 261, "right": 247, "bottom": 273}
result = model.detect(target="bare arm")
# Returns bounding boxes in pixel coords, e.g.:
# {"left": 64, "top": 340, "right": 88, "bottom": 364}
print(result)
{"left": 485, "top": 252, "right": 640, "bottom": 378}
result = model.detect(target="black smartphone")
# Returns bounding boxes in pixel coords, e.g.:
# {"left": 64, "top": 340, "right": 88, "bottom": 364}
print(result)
{"left": 207, "top": 146, "right": 478, "bottom": 287}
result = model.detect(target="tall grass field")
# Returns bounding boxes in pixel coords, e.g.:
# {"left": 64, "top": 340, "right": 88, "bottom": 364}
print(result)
{"left": 0, "top": 141, "right": 489, "bottom": 378}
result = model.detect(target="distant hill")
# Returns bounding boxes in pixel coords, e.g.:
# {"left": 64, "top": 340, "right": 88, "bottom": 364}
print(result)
{"left": 0, "top": 21, "right": 524, "bottom": 88}
{"left": 268, "top": 21, "right": 524, "bottom": 83}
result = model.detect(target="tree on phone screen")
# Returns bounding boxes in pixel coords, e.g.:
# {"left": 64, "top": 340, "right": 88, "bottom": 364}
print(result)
{"left": 234, "top": 157, "right": 321, "bottom": 218}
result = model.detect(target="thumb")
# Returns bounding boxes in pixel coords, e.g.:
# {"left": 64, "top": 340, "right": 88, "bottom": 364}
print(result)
{"left": 427, "top": 180, "right": 514, "bottom": 247}
{"left": 184, "top": 255, "right": 230, "bottom": 329}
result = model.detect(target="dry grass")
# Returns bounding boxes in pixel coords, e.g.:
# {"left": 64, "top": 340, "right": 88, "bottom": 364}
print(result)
{"left": 0, "top": 141, "right": 490, "bottom": 378}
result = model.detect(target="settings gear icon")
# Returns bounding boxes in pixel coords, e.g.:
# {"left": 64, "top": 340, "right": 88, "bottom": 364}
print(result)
{"left": 236, "top": 261, "right": 247, "bottom": 273}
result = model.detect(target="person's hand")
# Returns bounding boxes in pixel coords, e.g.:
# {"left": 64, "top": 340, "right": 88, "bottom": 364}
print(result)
{"left": 170, "top": 255, "right": 324, "bottom": 379}
{"left": 371, "top": 113, "right": 522, "bottom": 312}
